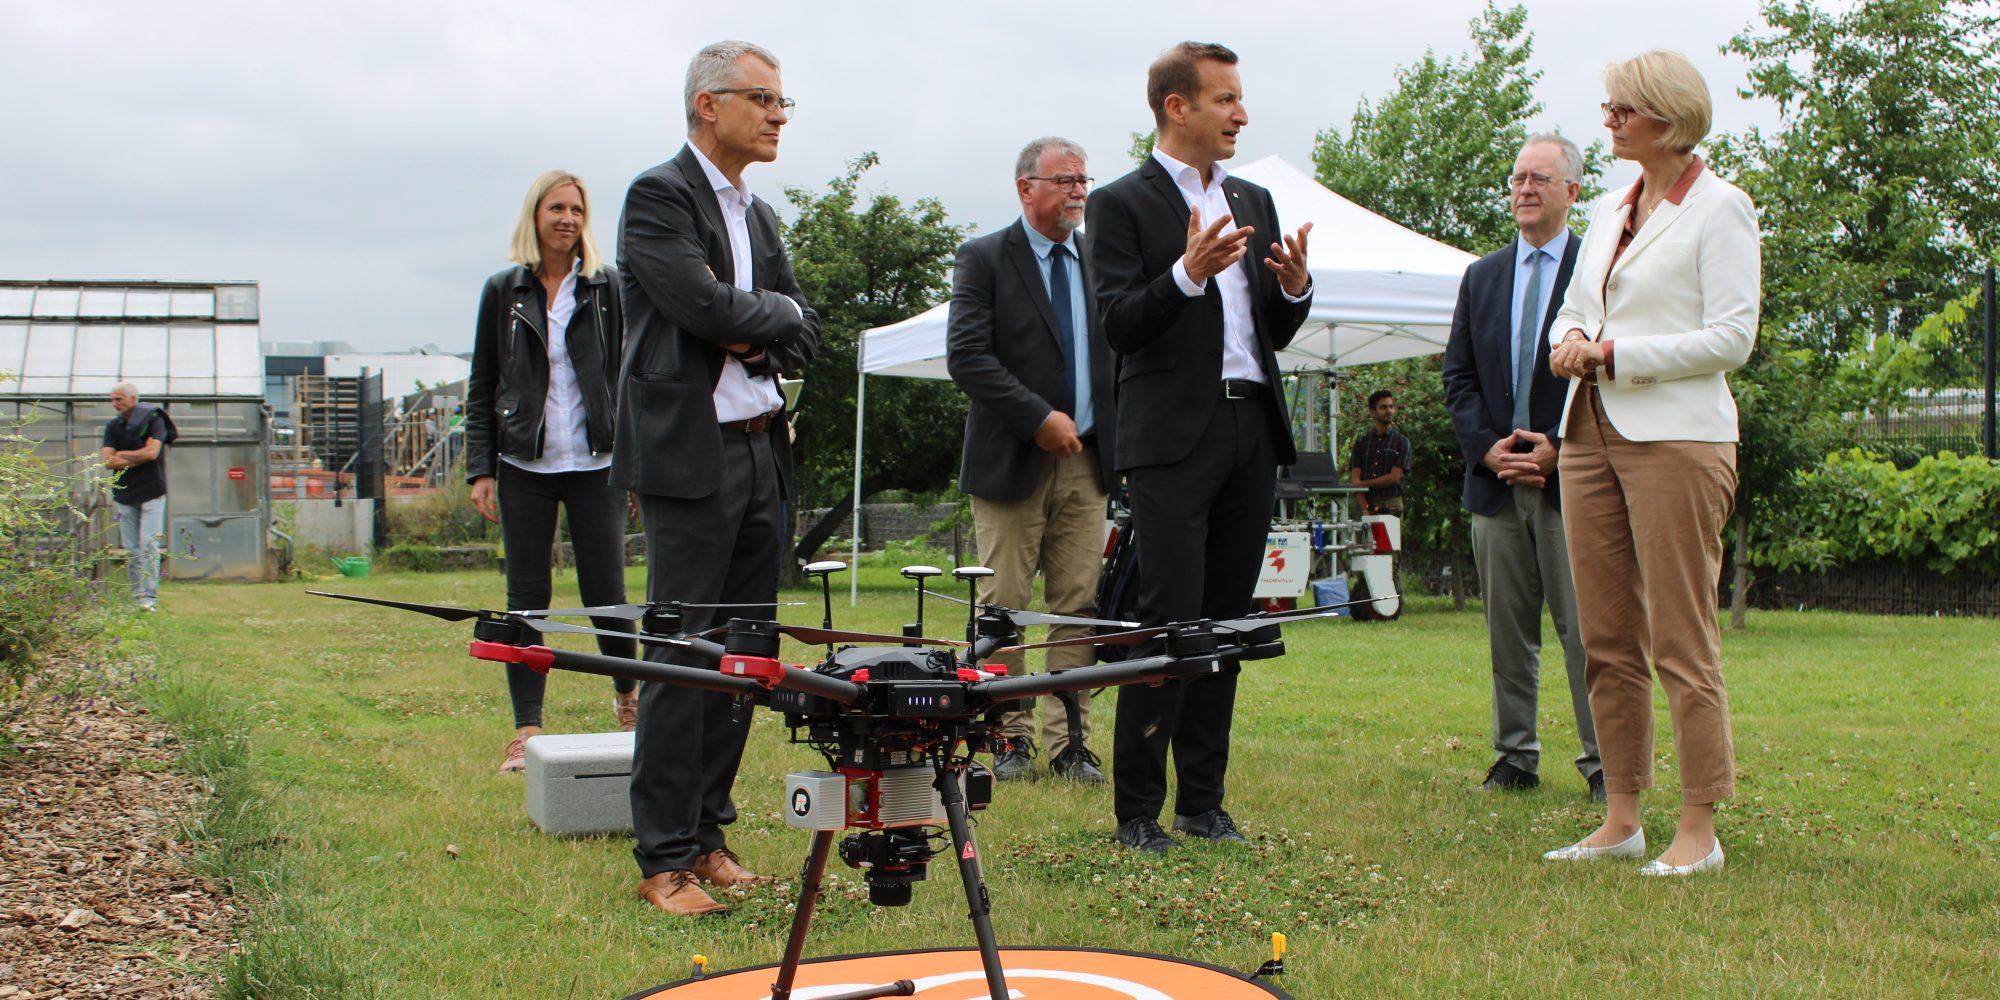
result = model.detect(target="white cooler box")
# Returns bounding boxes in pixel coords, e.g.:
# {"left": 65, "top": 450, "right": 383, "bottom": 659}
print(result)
{"left": 523, "top": 731, "right": 635, "bottom": 836}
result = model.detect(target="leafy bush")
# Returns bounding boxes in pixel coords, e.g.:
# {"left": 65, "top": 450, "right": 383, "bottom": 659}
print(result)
{"left": 0, "top": 409, "right": 102, "bottom": 686}
{"left": 381, "top": 542, "right": 442, "bottom": 573}
{"left": 1756, "top": 449, "right": 2000, "bottom": 574}
{"left": 384, "top": 478, "right": 493, "bottom": 547}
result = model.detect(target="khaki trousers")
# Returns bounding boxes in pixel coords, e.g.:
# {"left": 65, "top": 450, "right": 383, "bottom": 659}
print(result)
{"left": 1559, "top": 386, "right": 1737, "bottom": 804}
{"left": 970, "top": 445, "right": 1108, "bottom": 758}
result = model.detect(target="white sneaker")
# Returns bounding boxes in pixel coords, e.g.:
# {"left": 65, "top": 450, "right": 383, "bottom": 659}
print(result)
{"left": 1638, "top": 839, "right": 1725, "bottom": 876}
{"left": 1543, "top": 828, "right": 1646, "bottom": 861}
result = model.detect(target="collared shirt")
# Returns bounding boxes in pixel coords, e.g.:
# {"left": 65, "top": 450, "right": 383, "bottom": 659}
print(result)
{"left": 1347, "top": 426, "right": 1412, "bottom": 498}
{"left": 1510, "top": 228, "right": 1571, "bottom": 398}
{"left": 1017, "top": 217, "right": 1094, "bottom": 436}
{"left": 1152, "top": 147, "right": 1266, "bottom": 384}
{"left": 688, "top": 143, "right": 786, "bottom": 423}
{"left": 503, "top": 258, "right": 610, "bottom": 475}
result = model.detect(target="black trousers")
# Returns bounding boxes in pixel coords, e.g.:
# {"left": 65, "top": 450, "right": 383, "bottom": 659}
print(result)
{"left": 630, "top": 430, "right": 783, "bottom": 876}
{"left": 496, "top": 463, "right": 636, "bottom": 729}
{"left": 1114, "top": 396, "right": 1278, "bottom": 823}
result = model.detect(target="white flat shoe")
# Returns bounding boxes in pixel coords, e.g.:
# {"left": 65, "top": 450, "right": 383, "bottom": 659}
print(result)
{"left": 1638, "top": 839, "right": 1724, "bottom": 876}
{"left": 1543, "top": 828, "right": 1646, "bottom": 861}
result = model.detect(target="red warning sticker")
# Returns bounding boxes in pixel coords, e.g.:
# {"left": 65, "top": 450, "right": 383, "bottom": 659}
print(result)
{"left": 961, "top": 842, "right": 977, "bottom": 860}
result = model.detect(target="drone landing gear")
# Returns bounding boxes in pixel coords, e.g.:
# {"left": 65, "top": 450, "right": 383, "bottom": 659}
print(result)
{"left": 768, "top": 754, "right": 1006, "bottom": 1000}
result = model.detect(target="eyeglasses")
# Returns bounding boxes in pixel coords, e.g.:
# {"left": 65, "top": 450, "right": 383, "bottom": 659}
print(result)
{"left": 1600, "top": 102, "right": 1655, "bottom": 126}
{"left": 711, "top": 87, "right": 796, "bottom": 117}
{"left": 1026, "top": 175, "right": 1094, "bottom": 190}
{"left": 1507, "top": 171, "right": 1560, "bottom": 190}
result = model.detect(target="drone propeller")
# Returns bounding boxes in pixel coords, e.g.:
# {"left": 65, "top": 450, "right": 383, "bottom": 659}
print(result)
{"left": 776, "top": 625, "right": 968, "bottom": 649}
{"left": 309, "top": 591, "right": 490, "bottom": 622}
{"left": 928, "top": 589, "right": 1138, "bottom": 630}
{"left": 308, "top": 591, "right": 692, "bottom": 649}
{"left": 997, "top": 593, "right": 1398, "bottom": 653}
{"left": 515, "top": 600, "right": 806, "bottom": 621}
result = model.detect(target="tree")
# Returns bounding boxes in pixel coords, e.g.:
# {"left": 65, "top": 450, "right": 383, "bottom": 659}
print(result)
{"left": 780, "top": 153, "right": 969, "bottom": 569}
{"left": 1312, "top": 2, "right": 1607, "bottom": 256}
{"left": 1705, "top": 0, "right": 2000, "bottom": 624}
{"left": 1710, "top": 0, "right": 2000, "bottom": 380}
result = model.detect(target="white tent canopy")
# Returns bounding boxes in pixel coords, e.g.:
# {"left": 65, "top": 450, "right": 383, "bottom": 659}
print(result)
{"left": 843, "top": 155, "right": 1476, "bottom": 597}
{"left": 858, "top": 153, "right": 1476, "bottom": 378}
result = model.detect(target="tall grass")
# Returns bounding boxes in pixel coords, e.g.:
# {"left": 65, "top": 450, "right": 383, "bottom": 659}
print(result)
{"left": 145, "top": 565, "right": 1999, "bottom": 998}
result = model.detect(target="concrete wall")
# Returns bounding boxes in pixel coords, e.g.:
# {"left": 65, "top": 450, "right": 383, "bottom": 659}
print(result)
{"left": 291, "top": 498, "right": 376, "bottom": 555}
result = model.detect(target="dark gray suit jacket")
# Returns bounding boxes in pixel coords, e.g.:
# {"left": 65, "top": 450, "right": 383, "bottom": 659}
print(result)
{"left": 1440, "top": 232, "right": 1580, "bottom": 517}
{"left": 945, "top": 220, "right": 1117, "bottom": 501}
{"left": 610, "top": 145, "right": 820, "bottom": 500}
{"left": 1084, "top": 156, "right": 1312, "bottom": 470}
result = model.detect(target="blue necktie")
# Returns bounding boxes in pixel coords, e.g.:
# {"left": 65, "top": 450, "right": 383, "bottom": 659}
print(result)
{"left": 1049, "top": 243, "right": 1077, "bottom": 417}
{"left": 1513, "top": 249, "right": 1544, "bottom": 431}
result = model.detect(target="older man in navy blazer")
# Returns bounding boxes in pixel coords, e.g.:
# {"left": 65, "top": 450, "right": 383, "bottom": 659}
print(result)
{"left": 1441, "top": 134, "right": 1602, "bottom": 802}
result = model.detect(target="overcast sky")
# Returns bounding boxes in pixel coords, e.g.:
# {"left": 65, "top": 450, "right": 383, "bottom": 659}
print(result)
{"left": 3, "top": 1, "right": 1782, "bottom": 354}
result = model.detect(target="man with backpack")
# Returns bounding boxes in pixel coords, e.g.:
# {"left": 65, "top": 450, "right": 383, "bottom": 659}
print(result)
{"left": 100, "top": 382, "right": 173, "bottom": 611}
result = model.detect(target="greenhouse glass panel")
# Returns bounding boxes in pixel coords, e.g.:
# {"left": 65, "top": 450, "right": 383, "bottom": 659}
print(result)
{"left": 216, "top": 285, "right": 258, "bottom": 321}
{"left": 74, "top": 327, "right": 123, "bottom": 375}
{"left": 31, "top": 288, "right": 79, "bottom": 319}
{"left": 79, "top": 289, "right": 127, "bottom": 318}
{"left": 23, "top": 325, "right": 75, "bottom": 376}
{"left": 170, "top": 290, "right": 216, "bottom": 318}
{"left": 215, "top": 325, "right": 262, "bottom": 380}
{"left": 0, "top": 325, "right": 26, "bottom": 378}
{"left": 124, "top": 290, "right": 171, "bottom": 318}
{"left": 121, "top": 327, "right": 168, "bottom": 394}
{"left": 168, "top": 326, "right": 216, "bottom": 395}
{"left": 0, "top": 288, "right": 34, "bottom": 318}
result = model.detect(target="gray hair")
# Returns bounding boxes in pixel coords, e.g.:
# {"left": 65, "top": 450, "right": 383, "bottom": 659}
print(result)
{"left": 684, "top": 40, "right": 781, "bottom": 132}
{"left": 1015, "top": 136, "right": 1087, "bottom": 179}
{"left": 1521, "top": 133, "right": 1584, "bottom": 183}
{"left": 111, "top": 382, "right": 139, "bottom": 399}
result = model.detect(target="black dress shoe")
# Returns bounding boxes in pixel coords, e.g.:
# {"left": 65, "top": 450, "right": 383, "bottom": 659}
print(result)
{"left": 992, "top": 735, "right": 1036, "bottom": 781}
{"left": 1048, "top": 745, "right": 1107, "bottom": 784}
{"left": 1172, "top": 808, "right": 1250, "bottom": 844}
{"left": 1114, "top": 816, "right": 1178, "bottom": 853}
{"left": 1587, "top": 771, "right": 1607, "bottom": 803}
{"left": 1479, "top": 759, "right": 1540, "bottom": 792}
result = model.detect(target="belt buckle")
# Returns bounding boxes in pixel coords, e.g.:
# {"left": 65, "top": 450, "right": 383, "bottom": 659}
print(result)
{"left": 1223, "top": 380, "right": 1253, "bottom": 400}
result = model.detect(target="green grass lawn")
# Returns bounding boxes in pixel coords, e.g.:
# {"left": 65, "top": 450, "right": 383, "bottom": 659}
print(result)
{"left": 143, "top": 565, "right": 1999, "bottom": 998}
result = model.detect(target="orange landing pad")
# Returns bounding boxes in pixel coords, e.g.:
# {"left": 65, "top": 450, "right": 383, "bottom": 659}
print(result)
{"left": 627, "top": 947, "right": 1291, "bottom": 999}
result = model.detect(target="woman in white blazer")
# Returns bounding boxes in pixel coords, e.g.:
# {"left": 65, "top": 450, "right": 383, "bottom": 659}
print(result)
{"left": 1540, "top": 50, "right": 1760, "bottom": 877}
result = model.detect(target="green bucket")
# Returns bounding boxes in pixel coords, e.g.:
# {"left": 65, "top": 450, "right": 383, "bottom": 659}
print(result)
{"left": 331, "top": 555, "right": 371, "bottom": 578}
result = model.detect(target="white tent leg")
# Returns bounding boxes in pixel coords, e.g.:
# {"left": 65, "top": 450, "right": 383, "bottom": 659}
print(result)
{"left": 850, "top": 371, "right": 866, "bottom": 606}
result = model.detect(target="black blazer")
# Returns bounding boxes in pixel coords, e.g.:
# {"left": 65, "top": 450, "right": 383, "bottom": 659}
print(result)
{"left": 610, "top": 145, "right": 821, "bottom": 500}
{"left": 946, "top": 220, "right": 1117, "bottom": 501}
{"left": 1440, "top": 232, "right": 1580, "bottom": 517}
{"left": 464, "top": 264, "right": 622, "bottom": 483}
{"left": 1084, "top": 156, "right": 1313, "bottom": 470}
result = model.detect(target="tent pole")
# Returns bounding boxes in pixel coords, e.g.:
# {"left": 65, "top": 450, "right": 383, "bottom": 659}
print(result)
{"left": 850, "top": 371, "right": 866, "bottom": 606}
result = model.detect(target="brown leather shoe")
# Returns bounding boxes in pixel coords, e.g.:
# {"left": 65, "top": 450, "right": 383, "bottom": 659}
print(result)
{"left": 614, "top": 696, "right": 639, "bottom": 732}
{"left": 636, "top": 870, "right": 730, "bottom": 916}
{"left": 693, "top": 847, "right": 762, "bottom": 888}
{"left": 498, "top": 736, "right": 527, "bottom": 773}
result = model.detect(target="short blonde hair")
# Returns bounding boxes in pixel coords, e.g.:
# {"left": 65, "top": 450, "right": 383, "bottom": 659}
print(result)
{"left": 1604, "top": 50, "right": 1712, "bottom": 154}
{"left": 508, "top": 170, "right": 603, "bottom": 278}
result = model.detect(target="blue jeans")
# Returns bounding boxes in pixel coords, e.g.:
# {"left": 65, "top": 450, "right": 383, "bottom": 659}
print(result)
{"left": 117, "top": 496, "right": 165, "bottom": 605}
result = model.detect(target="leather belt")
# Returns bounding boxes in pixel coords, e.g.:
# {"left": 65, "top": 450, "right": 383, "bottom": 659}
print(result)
{"left": 1220, "top": 379, "right": 1267, "bottom": 400}
{"left": 719, "top": 410, "right": 777, "bottom": 433}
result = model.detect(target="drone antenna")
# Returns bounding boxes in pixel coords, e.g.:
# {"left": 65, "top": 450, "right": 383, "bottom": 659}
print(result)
{"left": 900, "top": 565, "right": 942, "bottom": 639}
{"left": 803, "top": 561, "right": 847, "bottom": 658}
{"left": 950, "top": 566, "right": 995, "bottom": 643}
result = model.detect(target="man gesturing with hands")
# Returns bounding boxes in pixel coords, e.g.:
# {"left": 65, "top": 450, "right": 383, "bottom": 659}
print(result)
{"left": 1085, "top": 41, "right": 1313, "bottom": 853}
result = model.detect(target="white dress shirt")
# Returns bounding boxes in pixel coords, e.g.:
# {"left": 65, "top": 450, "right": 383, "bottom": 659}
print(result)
{"left": 502, "top": 258, "right": 610, "bottom": 474}
{"left": 1153, "top": 147, "right": 1266, "bottom": 383}
{"left": 688, "top": 143, "right": 786, "bottom": 423}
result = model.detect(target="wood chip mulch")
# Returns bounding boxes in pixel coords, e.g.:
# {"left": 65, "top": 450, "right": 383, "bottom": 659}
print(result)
{"left": 0, "top": 650, "right": 237, "bottom": 998}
